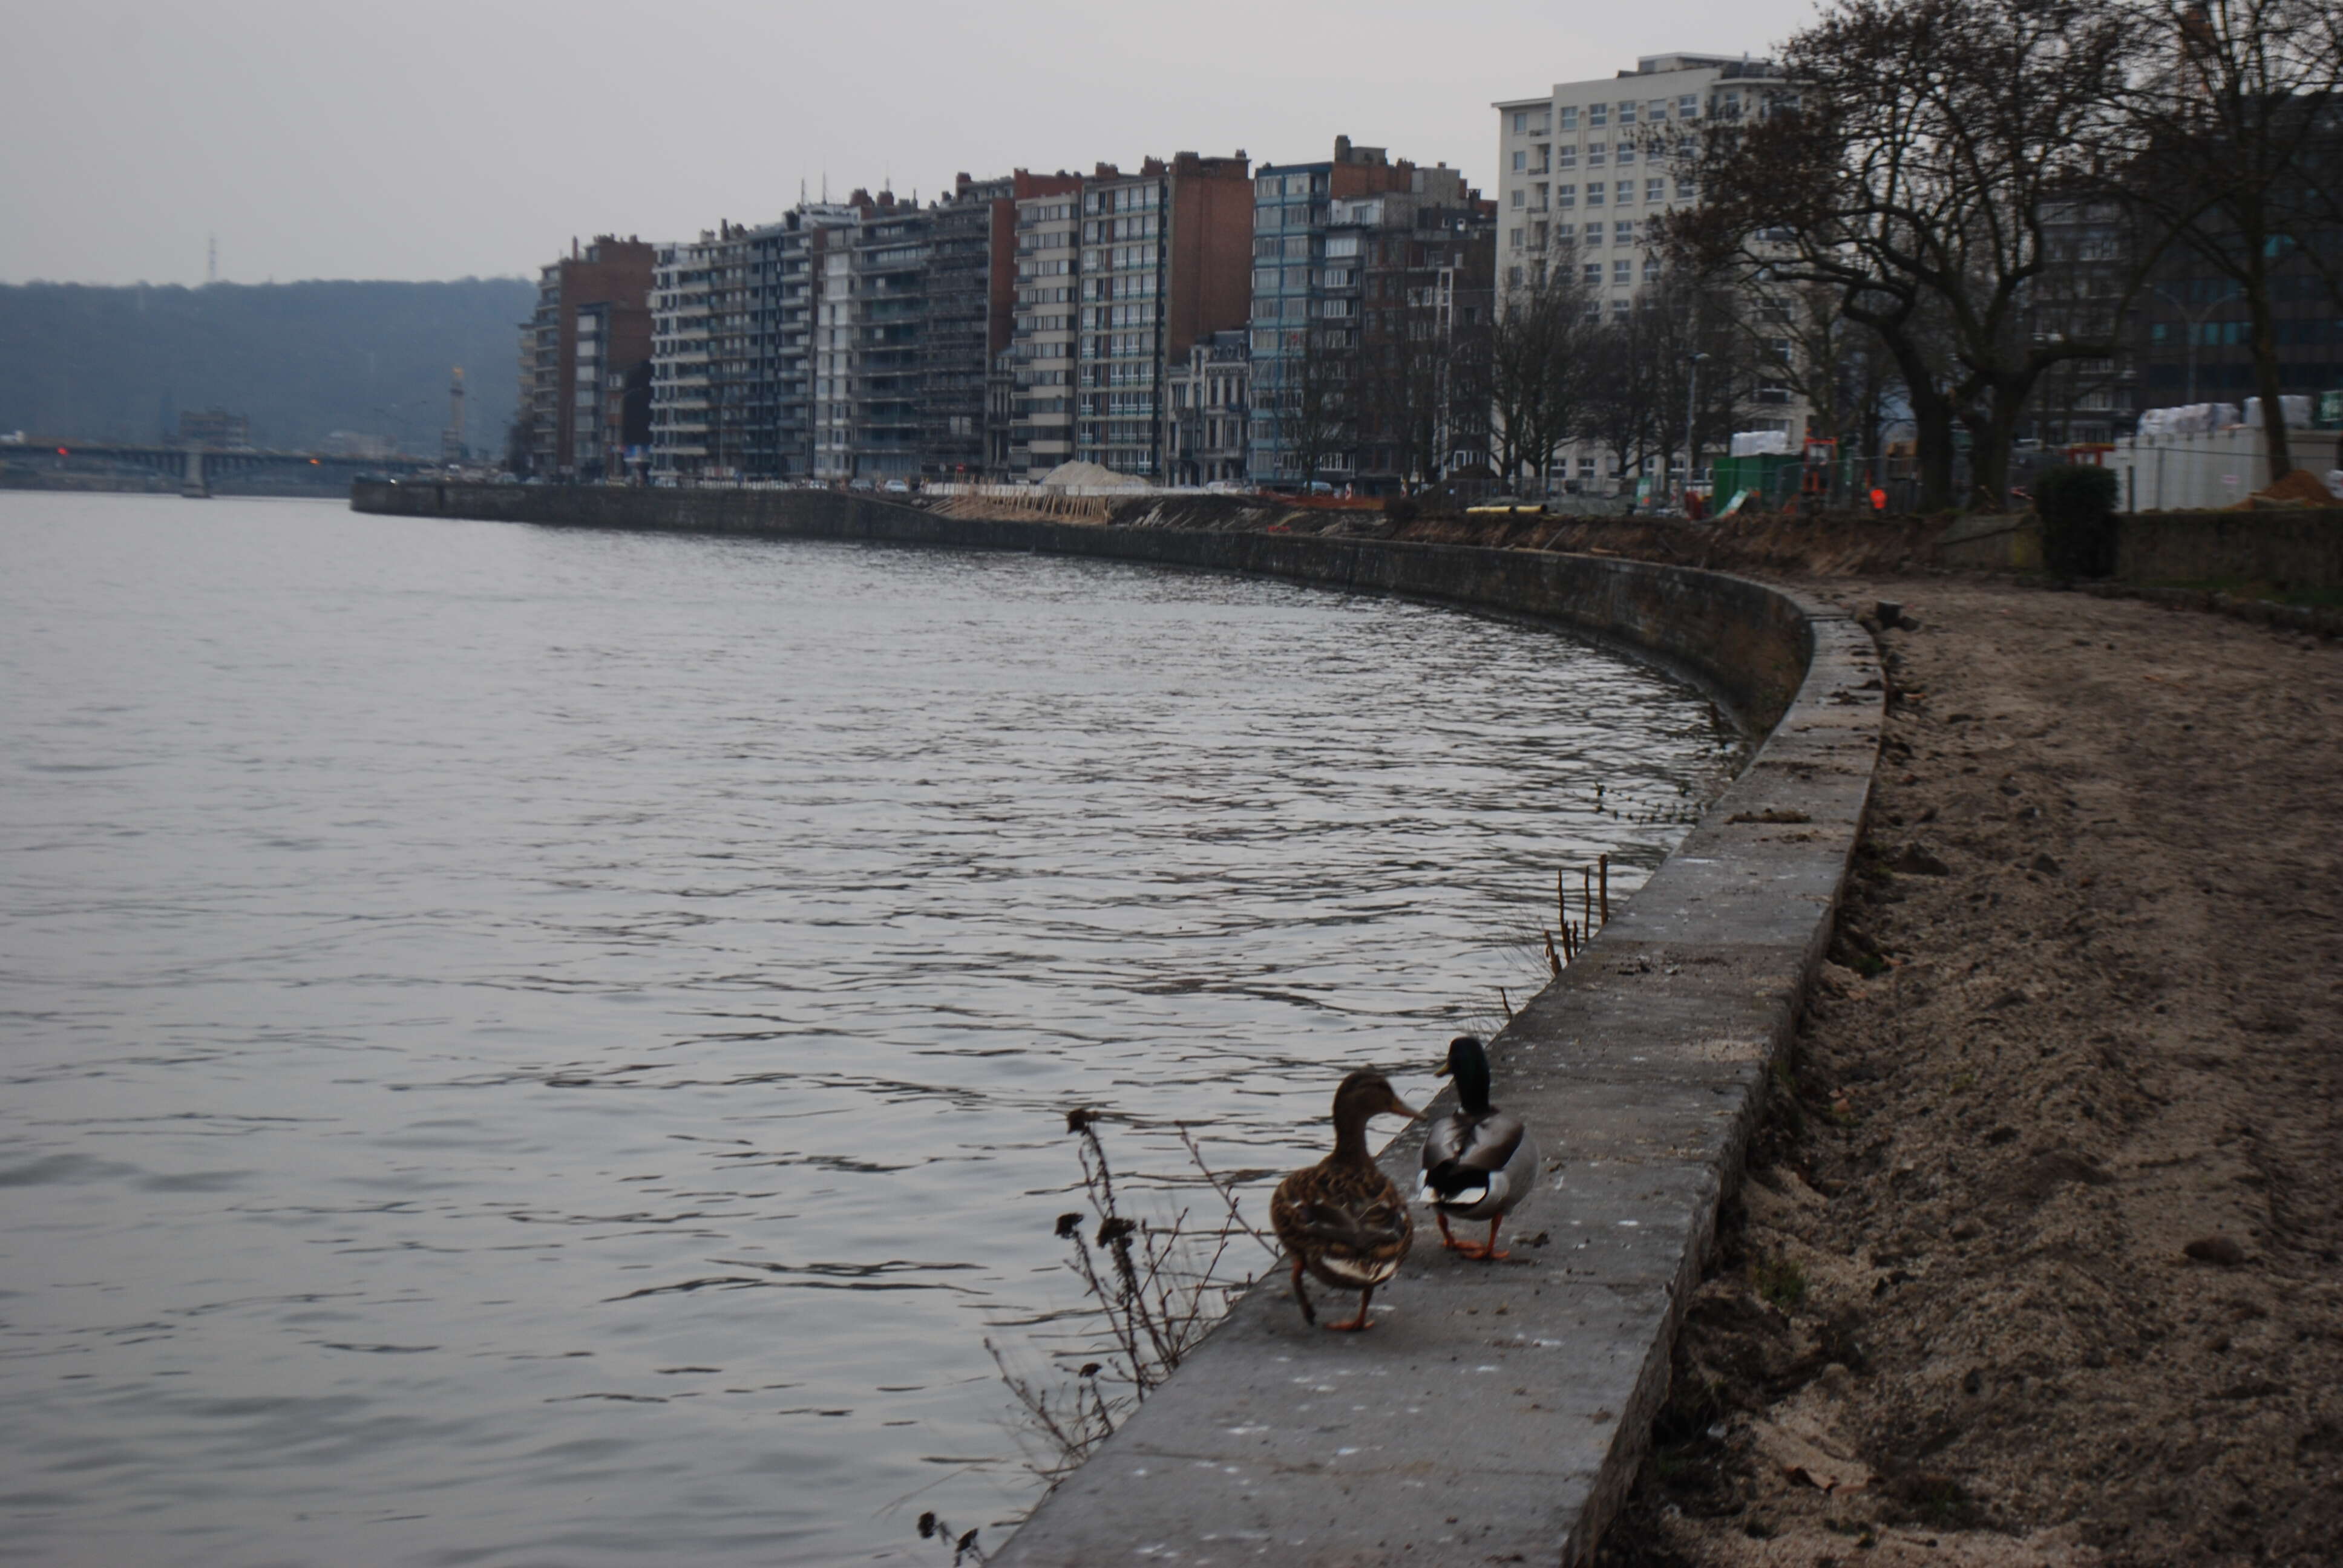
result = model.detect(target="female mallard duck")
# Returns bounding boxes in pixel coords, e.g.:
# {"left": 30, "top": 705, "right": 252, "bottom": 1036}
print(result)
{"left": 1270, "top": 1070, "right": 1418, "bottom": 1331}
{"left": 1419, "top": 1034, "right": 1539, "bottom": 1261}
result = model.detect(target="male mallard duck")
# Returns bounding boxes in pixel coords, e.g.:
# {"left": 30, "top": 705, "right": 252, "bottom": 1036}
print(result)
{"left": 1419, "top": 1034, "right": 1539, "bottom": 1261}
{"left": 1270, "top": 1070, "right": 1418, "bottom": 1331}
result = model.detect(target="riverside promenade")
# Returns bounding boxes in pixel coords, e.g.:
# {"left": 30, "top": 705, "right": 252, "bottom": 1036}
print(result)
{"left": 352, "top": 482, "right": 1884, "bottom": 1564}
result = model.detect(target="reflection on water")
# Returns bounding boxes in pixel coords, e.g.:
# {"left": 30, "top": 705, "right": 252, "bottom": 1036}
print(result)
{"left": 0, "top": 494, "right": 1731, "bottom": 1565}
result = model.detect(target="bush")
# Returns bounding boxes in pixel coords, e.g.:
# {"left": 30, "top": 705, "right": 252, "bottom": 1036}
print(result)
{"left": 2034, "top": 463, "right": 2120, "bottom": 579}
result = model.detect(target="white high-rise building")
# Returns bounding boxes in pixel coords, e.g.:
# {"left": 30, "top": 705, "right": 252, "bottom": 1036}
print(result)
{"left": 1493, "top": 53, "right": 1804, "bottom": 494}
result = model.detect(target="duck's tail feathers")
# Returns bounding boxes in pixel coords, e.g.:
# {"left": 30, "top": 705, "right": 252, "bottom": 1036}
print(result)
{"left": 1421, "top": 1159, "right": 1489, "bottom": 1207}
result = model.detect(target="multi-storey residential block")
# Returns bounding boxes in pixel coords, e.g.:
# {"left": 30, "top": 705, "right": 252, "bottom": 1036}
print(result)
{"left": 923, "top": 174, "right": 1016, "bottom": 479}
{"left": 1494, "top": 54, "right": 1800, "bottom": 494}
{"left": 519, "top": 235, "right": 653, "bottom": 479}
{"left": 1165, "top": 330, "right": 1250, "bottom": 484}
{"left": 649, "top": 205, "right": 860, "bottom": 483}
{"left": 1008, "top": 180, "right": 1086, "bottom": 480}
{"left": 647, "top": 232, "right": 718, "bottom": 476}
{"left": 1351, "top": 185, "right": 1497, "bottom": 489}
{"left": 1248, "top": 139, "right": 1494, "bottom": 489}
{"left": 1075, "top": 152, "right": 1254, "bottom": 479}
{"left": 929, "top": 170, "right": 1084, "bottom": 481}
{"left": 813, "top": 191, "right": 931, "bottom": 483}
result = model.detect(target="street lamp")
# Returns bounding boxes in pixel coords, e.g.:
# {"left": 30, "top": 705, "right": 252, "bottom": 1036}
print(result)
{"left": 2148, "top": 282, "right": 2239, "bottom": 406}
{"left": 1684, "top": 351, "right": 1709, "bottom": 505}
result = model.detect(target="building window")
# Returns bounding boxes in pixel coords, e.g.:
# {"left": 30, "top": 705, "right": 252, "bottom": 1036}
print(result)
{"left": 1613, "top": 298, "right": 1632, "bottom": 316}
{"left": 1507, "top": 266, "right": 1524, "bottom": 287}
{"left": 1615, "top": 219, "right": 1634, "bottom": 243}
{"left": 1647, "top": 178, "right": 1666, "bottom": 202}
{"left": 1509, "top": 226, "right": 1524, "bottom": 250}
{"left": 1679, "top": 94, "right": 1700, "bottom": 119}
{"left": 1617, "top": 101, "right": 1637, "bottom": 126}
{"left": 1557, "top": 184, "right": 1576, "bottom": 207}
{"left": 1512, "top": 150, "right": 1526, "bottom": 171}
{"left": 1643, "top": 255, "right": 1662, "bottom": 281}
{"left": 1512, "top": 189, "right": 1524, "bottom": 208}
{"left": 1587, "top": 142, "right": 1606, "bottom": 168}
{"left": 1589, "top": 102, "right": 1609, "bottom": 127}
{"left": 1613, "top": 259, "right": 1633, "bottom": 284}
{"left": 1512, "top": 111, "right": 1528, "bottom": 133}
{"left": 1647, "top": 99, "right": 1669, "bottom": 122}
{"left": 1676, "top": 179, "right": 1698, "bottom": 200}
{"left": 1558, "top": 146, "right": 1577, "bottom": 170}
{"left": 1584, "top": 263, "right": 1603, "bottom": 286}
{"left": 1617, "top": 180, "right": 1636, "bottom": 203}
{"left": 1587, "top": 185, "right": 1605, "bottom": 206}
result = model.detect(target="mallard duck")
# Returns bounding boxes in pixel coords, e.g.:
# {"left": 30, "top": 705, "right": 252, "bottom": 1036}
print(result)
{"left": 1419, "top": 1035, "right": 1539, "bottom": 1261}
{"left": 1270, "top": 1070, "right": 1418, "bottom": 1332}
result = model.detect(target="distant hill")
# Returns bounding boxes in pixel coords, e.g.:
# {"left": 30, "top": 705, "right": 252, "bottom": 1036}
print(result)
{"left": 0, "top": 278, "right": 535, "bottom": 454}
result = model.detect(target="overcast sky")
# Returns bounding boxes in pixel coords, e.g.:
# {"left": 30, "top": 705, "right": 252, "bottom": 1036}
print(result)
{"left": 1, "top": 0, "right": 1818, "bottom": 287}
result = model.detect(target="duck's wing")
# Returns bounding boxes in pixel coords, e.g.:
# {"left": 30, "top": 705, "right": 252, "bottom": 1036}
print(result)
{"left": 1420, "top": 1109, "right": 1470, "bottom": 1173}
{"left": 1424, "top": 1111, "right": 1527, "bottom": 1199}
{"left": 1483, "top": 1124, "right": 1542, "bottom": 1215}
{"left": 1453, "top": 1111, "right": 1527, "bottom": 1175}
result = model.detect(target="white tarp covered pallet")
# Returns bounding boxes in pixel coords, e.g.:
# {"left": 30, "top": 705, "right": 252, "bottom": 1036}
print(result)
{"left": 2110, "top": 421, "right": 2343, "bottom": 511}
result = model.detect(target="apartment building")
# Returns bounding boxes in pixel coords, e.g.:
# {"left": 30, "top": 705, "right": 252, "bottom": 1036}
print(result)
{"left": 519, "top": 235, "right": 654, "bottom": 479}
{"left": 647, "top": 232, "right": 718, "bottom": 475}
{"left": 814, "top": 191, "right": 931, "bottom": 482}
{"left": 1008, "top": 180, "right": 1086, "bottom": 480}
{"left": 646, "top": 206, "right": 861, "bottom": 482}
{"left": 931, "top": 169, "right": 1083, "bottom": 480}
{"left": 1248, "top": 139, "right": 1493, "bottom": 488}
{"left": 1164, "top": 330, "right": 1250, "bottom": 484}
{"left": 1075, "top": 152, "right": 1254, "bottom": 479}
{"left": 1494, "top": 54, "right": 1801, "bottom": 492}
{"left": 923, "top": 174, "right": 1015, "bottom": 478}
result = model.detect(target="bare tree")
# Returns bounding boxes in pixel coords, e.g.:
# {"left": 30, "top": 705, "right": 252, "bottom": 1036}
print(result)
{"left": 1262, "top": 325, "right": 1352, "bottom": 489}
{"left": 1670, "top": 0, "right": 2150, "bottom": 508}
{"left": 1487, "top": 253, "right": 1597, "bottom": 495}
{"left": 2106, "top": 0, "right": 2343, "bottom": 478}
{"left": 1738, "top": 277, "right": 1906, "bottom": 463}
{"left": 1357, "top": 283, "right": 1480, "bottom": 492}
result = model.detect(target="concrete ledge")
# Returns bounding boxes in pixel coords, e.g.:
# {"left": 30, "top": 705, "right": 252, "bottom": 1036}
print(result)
{"left": 349, "top": 482, "right": 1882, "bottom": 1563}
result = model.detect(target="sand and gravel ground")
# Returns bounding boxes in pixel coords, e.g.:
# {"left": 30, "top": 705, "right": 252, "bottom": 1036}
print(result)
{"left": 1601, "top": 578, "right": 2343, "bottom": 1568}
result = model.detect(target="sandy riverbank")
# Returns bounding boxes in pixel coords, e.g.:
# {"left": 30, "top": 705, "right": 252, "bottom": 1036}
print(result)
{"left": 1601, "top": 578, "right": 2343, "bottom": 1567}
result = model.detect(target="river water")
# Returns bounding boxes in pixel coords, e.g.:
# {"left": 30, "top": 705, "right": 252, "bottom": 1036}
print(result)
{"left": 0, "top": 494, "right": 1732, "bottom": 1566}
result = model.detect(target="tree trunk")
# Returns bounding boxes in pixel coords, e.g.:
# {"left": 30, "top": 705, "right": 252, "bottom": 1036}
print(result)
{"left": 2246, "top": 289, "right": 2295, "bottom": 480}
{"left": 1963, "top": 384, "right": 2027, "bottom": 514}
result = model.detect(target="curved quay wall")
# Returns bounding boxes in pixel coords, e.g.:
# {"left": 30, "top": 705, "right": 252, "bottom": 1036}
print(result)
{"left": 352, "top": 483, "right": 1883, "bottom": 1565}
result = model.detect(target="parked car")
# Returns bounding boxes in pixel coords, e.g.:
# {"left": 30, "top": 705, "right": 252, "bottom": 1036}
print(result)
{"left": 849, "top": 478, "right": 876, "bottom": 491}
{"left": 883, "top": 479, "right": 911, "bottom": 494}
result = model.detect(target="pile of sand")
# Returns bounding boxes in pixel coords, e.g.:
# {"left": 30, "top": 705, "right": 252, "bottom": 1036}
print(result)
{"left": 2233, "top": 467, "right": 2343, "bottom": 508}
{"left": 1037, "top": 460, "right": 1144, "bottom": 491}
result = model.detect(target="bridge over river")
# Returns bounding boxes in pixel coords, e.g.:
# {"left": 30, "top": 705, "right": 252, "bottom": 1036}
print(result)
{"left": 0, "top": 440, "right": 444, "bottom": 495}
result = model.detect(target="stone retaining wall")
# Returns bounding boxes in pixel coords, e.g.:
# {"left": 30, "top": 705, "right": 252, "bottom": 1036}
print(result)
{"left": 2115, "top": 508, "right": 2343, "bottom": 593}
{"left": 350, "top": 480, "right": 1883, "bottom": 1563}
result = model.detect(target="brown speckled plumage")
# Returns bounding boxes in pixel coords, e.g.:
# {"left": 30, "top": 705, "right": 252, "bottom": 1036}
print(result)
{"left": 1271, "top": 1070, "right": 1417, "bottom": 1331}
